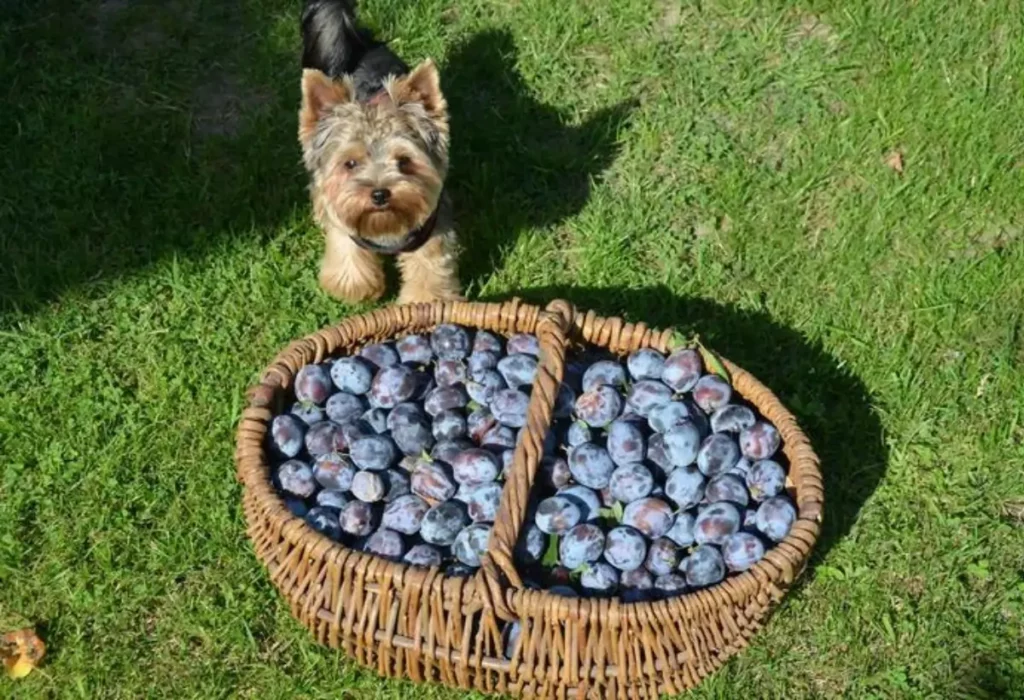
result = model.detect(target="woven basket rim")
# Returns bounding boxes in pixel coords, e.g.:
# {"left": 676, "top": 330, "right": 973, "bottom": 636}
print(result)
{"left": 235, "top": 298, "right": 824, "bottom": 675}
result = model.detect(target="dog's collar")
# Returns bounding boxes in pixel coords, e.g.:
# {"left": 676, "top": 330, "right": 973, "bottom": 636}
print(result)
{"left": 350, "top": 196, "right": 442, "bottom": 255}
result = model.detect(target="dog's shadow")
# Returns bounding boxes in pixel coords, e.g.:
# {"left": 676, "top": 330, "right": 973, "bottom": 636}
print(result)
{"left": 441, "top": 31, "right": 633, "bottom": 290}
{"left": 481, "top": 284, "right": 888, "bottom": 571}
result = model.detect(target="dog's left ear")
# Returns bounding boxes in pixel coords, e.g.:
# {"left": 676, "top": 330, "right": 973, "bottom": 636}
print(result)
{"left": 390, "top": 59, "right": 447, "bottom": 122}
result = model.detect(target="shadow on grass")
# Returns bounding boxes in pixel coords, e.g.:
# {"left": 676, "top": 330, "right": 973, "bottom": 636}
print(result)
{"left": 482, "top": 284, "right": 888, "bottom": 567}
{"left": 442, "top": 30, "right": 633, "bottom": 291}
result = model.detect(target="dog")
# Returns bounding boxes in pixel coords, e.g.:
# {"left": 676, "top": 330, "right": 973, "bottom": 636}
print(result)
{"left": 299, "top": 0, "right": 461, "bottom": 304}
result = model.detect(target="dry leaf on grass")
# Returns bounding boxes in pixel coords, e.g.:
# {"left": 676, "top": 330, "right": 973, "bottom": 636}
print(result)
{"left": 884, "top": 149, "right": 904, "bottom": 175}
{"left": 1, "top": 628, "right": 45, "bottom": 679}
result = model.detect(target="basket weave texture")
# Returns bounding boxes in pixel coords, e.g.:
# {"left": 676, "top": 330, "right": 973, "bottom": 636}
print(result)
{"left": 235, "top": 299, "right": 824, "bottom": 698}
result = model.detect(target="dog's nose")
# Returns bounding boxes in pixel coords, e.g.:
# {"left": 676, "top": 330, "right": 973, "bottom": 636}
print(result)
{"left": 371, "top": 188, "right": 391, "bottom": 206}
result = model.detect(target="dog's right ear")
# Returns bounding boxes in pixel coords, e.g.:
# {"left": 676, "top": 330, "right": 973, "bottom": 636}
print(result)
{"left": 299, "top": 69, "right": 352, "bottom": 143}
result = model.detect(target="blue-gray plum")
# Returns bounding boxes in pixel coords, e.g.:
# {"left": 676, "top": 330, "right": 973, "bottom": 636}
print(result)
{"left": 339, "top": 500, "right": 377, "bottom": 536}
{"left": 410, "top": 461, "right": 457, "bottom": 502}
{"left": 660, "top": 348, "right": 702, "bottom": 392}
{"left": 490, "top": 389, "right": 530, "bottom": 428}
{"left": 681, "top": 544, "right": 726, "bottom": 588}
{"left": 506, "top": 333, "right": 539, "bottom": 357}
{"left": 692, "top": 374, "right": 733, "bottom": 413}
{"left": 369, "top": 365, "right": 418, "bottom": 408}
{"left": 739, "top": 421, "right": 781, "bottom": 460}
{"left": 270, "top": 414, "right": 305, "bottom": 459}
{"left": 622, "top": 497, "right": 674, "bottom": 539}
{"left": 290, "top": 401, "right": 325, "bottom": 426}
{"left": 466, "top": 408, "right": 498, "bottom": 444}
{"left": 340, "top": 419, "right": 372, "bottom": 446}
{"left": 466, "top": 369, "right": 506, "bottom": 405}
{"left": 705, "top": 474, "right": 750, "bottom": 507}
{"left": 451, "top": 448, "right": 500, "bottom": 485}
{"left": 710, "top": 404, "right": 756, "bottom": 434}
{"left": 663, "top": 421, "right": 701, "bottom": 467}
{"left": 582, "top": 360, "right": 626, "bottom": 392}
{"left": 420, "top": 501, "right": 469, "bottom": 546}
{"left": 607, "top": 420, "right": 646, "bottom": 467}
{"left": 729, "top": 456, "right": 754, "bottom": 479}
{"left": 313, "top": 452, "right": 356, "bottom": 491}
{"left": 499, "top": 449, "right": 514, "bottom": 479}
{"left": 566, "top": 421, "right": 592, "bottom": 447}
{"left": 694, "top": 502, "right": 742, "bottom": 545}
{"left": 325, "top": 392, "right": 366, "bottom": 424}
{"left": 559, "top": 524, "right": 606, "bottom": 569}
{"left": 645, "top": 537, "right": 680, "bottom": 577}
{"left": 433, "top": 359, "right": 467, "bottom": 387}
{"left": 603, "top": 526, "right": 648, "bottom": 572}
{"left": 330, "top": 357, "right": 374, "bottom": 395}
{"left": 558, "top": 485, "right": 601, "bottom": 523}
{"left": 452, "top": 523, "right": 492, "bottom": 567}
{"left": 361, "top": 407, "right": 389, "bottom": 434}
{"left": 385, "top": 495, "right": 432, "bottom": 532}
{"left": 746, "top": 459, "right": 786, "bottom": 501}
{"left": 316, "top": 489, "right": 349, "bottom": 509}
{"left": 305, "top": 507, "right": 342, "bottom": 539}
{"left": 277, "top": 460, "right": 316, "bottom": 498}
{"left": 755, "top": 496, "right": 796, "bottom": 542}
{"left": 620, "top": 567, "right": 654, "bottom": 591}
{"left": 364, "top": 528, "right": 406, "bottom": 559}
{"left": 396, "top": 334, "right": 433, "bottom": 365}
{"left": 472, "top": 330, "right": 503, "bottom": 354}
{"left": 305, "top": 420, "right": 347, "bottom": 458}
{"left": 646, "top": 433, "right": 673, "bottom": 475}
{"left": 431, "top": 439, "right": 472, "bottom": 465}
{"left": 575, "top": 385, "right": 622, "bottom": 428}
{"left": 432, "top": 409, "right": 467, "bottom": 441}
{"left": 696, "top": 433, "right": 741, "bottom": 477}
{"left": 648, "top": 401, "right": 692, "bottom": 434}
{"left": 284, "top": 496, "right": 309, "bottom": 517}
{"left": 497, "top": 353, "right": 538, "bottom": 388}
{"left": 568, "top": 443, "right": 615, "bottom": 489}
{"left": 542, "top": 456, "right": 572, "bottom": 489}
{"left": 463, "top": 482, "right": 502, "bottom": 523}
{"left": 627, "top": 349, "right": 666, "bottom": 381}
{"left": 517, "top": 524, "right": 547, "bottom": 564}
{"left": 502, "top": 621, "right": 522, "bottom": 660}
{"left": 608, "top": 463, "right": 654, "bottom": 503}
{"left": 387, "top": 402, "right": 426, "bottom": 431}
{"left": 350, "top": 471, "right": 386, "bottom": 503}
{"left": 424, "top": 385, "right": 469, "bottom": 417}
{"left": 665, "top": 512, "right": 696, "bottom": 547}
{"left": 467, "top": 350, "right": 499, "bottom": 375}
{"left": 350, "top": 435, "right": 398, "bottom": 471}
{"left": 580, "top": 562, "right": 619, "bottom": 595}
{"left": 295, "top": 364, "right": 332, "bottom": 405}
{"left": 383, "top": 468, "right": 411, "bottom": 502}
{"left": 665, "top": 466, "right": 705, "bottom": 510}
{"left": 430, "top": 324, "right": 471, "bottom": 360}
{"left": 403, "top": 543, "right": 443, "bottom": 568}
{"left": 359, "top": 342, "right": 400, "bottom": 368}
{"left": 722, "top": 532, "right": 766, "bottom": 571}
{"left": 534, "top": 496, "right": 581, "bottom": 535}
{"left": 391, "top": 416, "right": 434, "bottom": 456}
{"left": 653, "top": 573, "right": 687, "bottom": 597}
{"left": 625, "top": 380, "right": 673, "bottom": 417}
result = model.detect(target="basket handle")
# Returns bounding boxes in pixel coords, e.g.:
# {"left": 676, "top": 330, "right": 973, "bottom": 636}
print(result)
{"left": 477, "top": 299, "right": 575, "bottom": 621}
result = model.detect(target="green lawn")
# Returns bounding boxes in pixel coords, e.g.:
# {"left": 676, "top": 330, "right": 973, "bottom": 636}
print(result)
{"left": 2, "top": 0, "right": 1023, "bottom": 697}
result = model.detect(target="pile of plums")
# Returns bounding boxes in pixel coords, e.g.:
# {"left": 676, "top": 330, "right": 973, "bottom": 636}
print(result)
{"left": 267, "top": 323, "right": 796, "bottom": 603}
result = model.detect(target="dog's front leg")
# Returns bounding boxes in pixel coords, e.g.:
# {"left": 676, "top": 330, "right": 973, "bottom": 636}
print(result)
{"left": 319, "top": 229, "right": 386, "bottom": 303}
{"left": 397, "top": 230, "right": 463, "bottom": 304}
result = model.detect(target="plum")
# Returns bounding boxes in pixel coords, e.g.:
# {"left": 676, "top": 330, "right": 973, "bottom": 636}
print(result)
{"left": 696, "top": 433, "right": 741, "bottom": 477}
{"left": 497, "top": 353, "right": 538, "bottom": 388}
{"left": 755, "top": 496, "right": 796, "bottom": 542}
{"left": 622, "top": 498, "right": 674, "bottom": 538}
{"left": 575, "top": 385, "right": 622, "bottom": 428}
{"left": 364, "top": 528, "right": 406, "bottom": 558}
{"left": 534, "top": 496, "right": 581, "bottom": 535}
{"left": 330, "top": 357, "right": 374, "bottom": 395}
{"left": 665, "top": 466, "right": 705, "bottom": 510}
{"left": 694, "top": 502, "right": 742, "bottom": 545}
{"left": 269, "top": 414, "right": 305, "bottom": 459}
{"left": 746, "top": 459, "right": 786, "bottom": 501}
{"left": 660, "top": 348, "right": 702, "bottom": 392}
{"left": 396, "top": 334, "right": 433, "bottom": 365}
{"left": 710, "top": 404, "right": 756, "bottom": 434}
{"left": 681, "top": 544, "right": 725, "bottom": 588}
{"left": 313, "top": 452, "right": 356, "bottom": 491}
{"left": 420, "top": 501, "right": 469, "bottom": 546}
{"left": 404, "top": 543, "right": 443, "bottom": 568}
{"left": 607, "top": 420, "right": 646, "bottom": 467}
{"left": 453, "top": 523, "right": 492, "bottom": 567}
{"left": 608, "top": 463, "right": 654, "bottom": 503}
{"left": 350, "top": 435, "right": 398, "bottom": 471}
{"left": 625, "top": 380, "right": 673, "bottom": 417}
{"left": 603, "top": 527, "right": 647, "bottom": 572}
{"left": 559, "top": 524, "right": 606, "bottom": 569}
{"left": 568, "top": 443, "right": 615, "bottom": 489}
{"left": 692, "top": 374, "right": 732, "bottom": 413}
{"left": 430, "top": 324, "right": 471, "bottom": 360}
{"left": 739, "top": 421, "right": 781, "bottom": 460}
{"left": 359, "top": 343, "right": 400, "bottom": 368}
{"left": 277, "top": 459, "right": 316, "bottom": 498}
{"left": 582, "top": 360, "right": 626, "bottom": 392}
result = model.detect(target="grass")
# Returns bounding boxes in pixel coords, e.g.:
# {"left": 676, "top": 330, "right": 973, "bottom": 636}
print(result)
{"left": 2, "top": 0, "right": 1023, "bottom": 696}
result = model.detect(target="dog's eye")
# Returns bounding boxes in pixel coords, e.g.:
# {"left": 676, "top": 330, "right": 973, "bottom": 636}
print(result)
{"left": 396, "top": 156, "right": 412, "bottom": 173}
{"left": 344, "top": 159, "right": 359, "bottom": 170}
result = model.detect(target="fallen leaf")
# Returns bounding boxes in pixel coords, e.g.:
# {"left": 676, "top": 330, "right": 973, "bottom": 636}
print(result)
{"left": 884, "top": 149, "right": 904, "bottom": 175}
{"left": 1, "top": 628, "right": 45, "bottom": 679}
{"left": 696, "top": 340, "right": 732, "bottom": 385}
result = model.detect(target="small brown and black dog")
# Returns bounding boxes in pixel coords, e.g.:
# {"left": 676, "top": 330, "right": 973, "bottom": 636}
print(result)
{"left": 299, "top": 0, "right": 461, "bottom": 304}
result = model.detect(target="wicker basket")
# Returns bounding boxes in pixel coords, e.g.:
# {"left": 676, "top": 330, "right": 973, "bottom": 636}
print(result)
{"left": 235, "top": 298, "right": 824, "bottom": 698}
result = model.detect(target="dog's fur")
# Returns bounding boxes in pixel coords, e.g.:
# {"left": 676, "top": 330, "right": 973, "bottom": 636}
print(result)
{"left": 299, "top": 0, "right": 461, "bottom": 303}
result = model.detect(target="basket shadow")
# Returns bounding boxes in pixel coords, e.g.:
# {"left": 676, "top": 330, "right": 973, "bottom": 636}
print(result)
{"left": 442, "top": 30, "right": 634, "bottom": 292}
{"left": 0, "top": 0, "right": 305, "bottom": 315}
{"left": 481, "top": 284, "right": 887, "bottom": 569}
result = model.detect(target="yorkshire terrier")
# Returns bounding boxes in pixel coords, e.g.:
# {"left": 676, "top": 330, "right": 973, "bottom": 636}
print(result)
{"left": 299, "top": 0, "right": 461, "bottom": 304}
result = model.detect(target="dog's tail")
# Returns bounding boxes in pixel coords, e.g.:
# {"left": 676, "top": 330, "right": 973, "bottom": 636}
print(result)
{"left": 301, "top": 0, "right": 373, "bottom": 77}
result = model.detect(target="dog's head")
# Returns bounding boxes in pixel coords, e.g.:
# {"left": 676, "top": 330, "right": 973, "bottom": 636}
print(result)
{"left": 299, "top": 61, "right": 449, "bottom": 253}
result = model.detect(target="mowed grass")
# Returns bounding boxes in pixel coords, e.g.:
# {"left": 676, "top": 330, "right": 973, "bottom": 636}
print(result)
{"left": 2, "top": 0, "right": 1023, "bottom": 697}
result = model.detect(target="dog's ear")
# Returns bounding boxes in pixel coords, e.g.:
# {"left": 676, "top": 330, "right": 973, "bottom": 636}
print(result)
{"left": 299, "top": 69, "right": 353, "bottom": 143}
{"left": 389, "top": 59, "right": 447, "bottom": 122}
